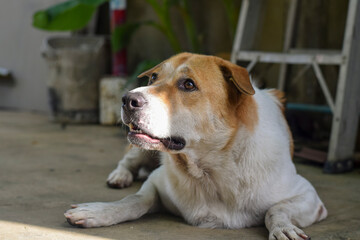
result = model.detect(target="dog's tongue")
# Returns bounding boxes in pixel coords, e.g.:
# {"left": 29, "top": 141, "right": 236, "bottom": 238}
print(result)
{"left": 134, "top": 132, "right": 161, "bottom": 143}
{"left": 128, "top": 126, "right": 185, "bottom": 151}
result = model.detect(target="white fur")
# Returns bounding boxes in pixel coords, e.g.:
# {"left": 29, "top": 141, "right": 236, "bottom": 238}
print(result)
{"left": 128, "top": 86, "right": 173, "bottom": 139}
{"left": 65, "top": 57, "right": 327, "bottom": 240}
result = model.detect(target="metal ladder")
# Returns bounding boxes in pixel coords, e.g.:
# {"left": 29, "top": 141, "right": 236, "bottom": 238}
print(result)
{"left": 231, "top": 0, "right": 360, "bottom": 173}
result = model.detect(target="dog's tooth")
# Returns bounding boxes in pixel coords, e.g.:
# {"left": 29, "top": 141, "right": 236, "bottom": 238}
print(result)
{"left": 133, "top": 129, "right": 142, "bottom": 134}
{"left": 129, "top": 123, "right": 134, "bottom": 130}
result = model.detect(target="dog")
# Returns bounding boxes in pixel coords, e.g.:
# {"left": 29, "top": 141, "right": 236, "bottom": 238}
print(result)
{"left": 65, "top": 53, "right": 327, "bottom": 240}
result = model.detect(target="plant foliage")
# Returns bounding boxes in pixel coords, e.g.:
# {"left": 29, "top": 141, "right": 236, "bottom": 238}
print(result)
{"left": 33, "top": 0, "right": 108, "bottom": 31}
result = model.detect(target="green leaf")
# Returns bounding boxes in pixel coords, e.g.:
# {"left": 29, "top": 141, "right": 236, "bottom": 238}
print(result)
{"left": 144, "top": 0, "right": 164, "bottom": 21}
{"left": 32, "top": 0, "right": 108, "bottom": 31}
{"left": 176, "top": 0, "right": 201, "bottom": 52}
{"left": 221, "top": 0, "right": 240, "bottom": 40}
{"left": 144, "top": 0, "right": 182, "bottom": 53}
{"left": 111, "top": 22, "right": 142, "bottom": 52}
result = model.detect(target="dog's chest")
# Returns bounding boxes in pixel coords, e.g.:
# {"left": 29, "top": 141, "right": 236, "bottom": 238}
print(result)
{"left": 157, "top": 166, "right": 267, "bottom": 229}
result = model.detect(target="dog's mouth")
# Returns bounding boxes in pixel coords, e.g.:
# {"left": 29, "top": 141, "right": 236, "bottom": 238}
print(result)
{"left": 128, "top": 123, "right": 186, "bottom": 151}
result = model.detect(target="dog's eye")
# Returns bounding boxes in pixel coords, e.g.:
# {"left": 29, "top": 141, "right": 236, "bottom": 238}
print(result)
{"left": 184, "top": 79, "right": 195, "bottom": 90}
{"left": 179, "top": 78, "right": 197, "bottom": 92}
{"left": 151, "top": 73, "right": 158, "bottom": 80}
{"left": 148, "top": 73, "right": 158, "bottom": 85}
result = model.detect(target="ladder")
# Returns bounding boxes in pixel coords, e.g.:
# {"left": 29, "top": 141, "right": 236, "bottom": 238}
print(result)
{"left": 231, "top": 0, "right": 360, "bottom": 173}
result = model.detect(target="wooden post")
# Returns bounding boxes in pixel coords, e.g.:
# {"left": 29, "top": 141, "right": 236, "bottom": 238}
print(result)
{"left": 324, "top": 0, "right": 360, "bottom": 173}
{"left": 278, "top": 0, "right": 298, "bottom": 91}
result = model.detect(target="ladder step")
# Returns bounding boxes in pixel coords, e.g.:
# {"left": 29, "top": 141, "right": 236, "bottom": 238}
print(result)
{"left": 235, "top": 51, "right": 344, "bottom": 65}
{"left": 286, "top": 103, "right": 332, "bottom": 113}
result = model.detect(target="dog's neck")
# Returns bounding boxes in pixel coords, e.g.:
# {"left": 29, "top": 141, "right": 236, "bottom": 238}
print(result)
{"left": 170, "top": 153, "right": 206, "bottom": 179}
{"left": 165, "top": 147, "right": 247, "bottom": 205}
{"left": 167, "top": 127, "right": 254, "bottom": 180}
{"left": 165, "top": 124, "right": 274, "bottom": 192}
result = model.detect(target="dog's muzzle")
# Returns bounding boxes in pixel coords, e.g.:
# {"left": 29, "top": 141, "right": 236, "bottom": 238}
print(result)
{"left": 121, "top": 91, "right": 186, "bottom": 151}
{"left": 121, "top": 92, "right": 147, "bottom": 125}
{"left": 122, "top": 92, "right": 147, "bottom": 113}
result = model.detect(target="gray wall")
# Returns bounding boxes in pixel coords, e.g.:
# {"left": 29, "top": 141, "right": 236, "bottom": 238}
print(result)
{"left": 0, "top": 0, "right": 68, "bottom": 112}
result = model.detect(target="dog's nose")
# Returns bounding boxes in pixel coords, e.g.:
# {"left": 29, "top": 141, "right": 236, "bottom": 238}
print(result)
{"left": 122, "top": 92, "right": 147, "bottom": 111}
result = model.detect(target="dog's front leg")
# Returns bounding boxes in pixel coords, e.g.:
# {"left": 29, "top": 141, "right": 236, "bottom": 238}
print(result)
{"left": 107, "top": 147, "right": 160, "bottom": 188}
{"left": 64, "top": 180, "right": 160, "bottom": 228}
{"left": 265, "top": 188, "right": 327, "bottom": 240}
{"left": 107, "top": 147, "right": 146, "bottom": 188}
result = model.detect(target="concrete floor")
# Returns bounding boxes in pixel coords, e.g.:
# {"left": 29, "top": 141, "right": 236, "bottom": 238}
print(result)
{"left": 0, "top": 110, "right": 359, "bottom": 240}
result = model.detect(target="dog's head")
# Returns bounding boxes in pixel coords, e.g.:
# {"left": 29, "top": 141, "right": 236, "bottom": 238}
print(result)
{"left": 121, "top": 53, "right": 256, "bottom": 153}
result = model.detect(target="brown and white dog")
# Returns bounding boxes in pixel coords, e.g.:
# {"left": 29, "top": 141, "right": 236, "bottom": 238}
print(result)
{"left": 65, "top": 53, "right": 327, "bottom": 240}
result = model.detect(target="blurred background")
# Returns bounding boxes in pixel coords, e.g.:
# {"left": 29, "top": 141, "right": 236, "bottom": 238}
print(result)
{"left": 1, "top": 1, "right": 360, "bottom": 239}
{"left": 0, "top": 0, "right": 358, "bottom": 168}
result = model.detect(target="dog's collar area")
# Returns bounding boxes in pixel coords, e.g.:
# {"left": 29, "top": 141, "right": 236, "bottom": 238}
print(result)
{"left": 128, "top": 123, "right": 186, "bottom": 151}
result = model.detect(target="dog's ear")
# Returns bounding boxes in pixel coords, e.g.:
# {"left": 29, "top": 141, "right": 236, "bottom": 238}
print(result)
{"left": 218, "top": 60, "right": 255, "bottom": 95}
{"left": 137, "top": 61, "right": 164, "bottom": 80}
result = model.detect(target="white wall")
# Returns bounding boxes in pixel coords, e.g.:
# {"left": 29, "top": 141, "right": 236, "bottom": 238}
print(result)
{"left": 0, "top": 0, "right": 68, "bottom": 112}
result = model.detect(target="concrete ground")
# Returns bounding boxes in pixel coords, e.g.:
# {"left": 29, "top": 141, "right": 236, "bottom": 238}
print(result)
{"left": 0, "top": 110, "right": 359, "bottom": 240}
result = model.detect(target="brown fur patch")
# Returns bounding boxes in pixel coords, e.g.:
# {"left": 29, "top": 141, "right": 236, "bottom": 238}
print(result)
{"left": 170, "top": 52, "right": 192, "bottom": 67}
{"left": 268, "top": 89, "right": 286, "bottom": 112}
{"left": 221, "top": 92, "right": 259, "bottom": 151}
{"left": 148, "top": 83, "right": 177, "bottom": 114}
{"left": 236, "top": 95, "right": 259, "bottom": 132}
{"left": 146, "top": 53, "right": 199, "bottom": 114}
{"left": 146, "top": 53, "right": 259, "bottom": 153}
{"left": 172, "top": 153, "right": 189, "bottom": 175}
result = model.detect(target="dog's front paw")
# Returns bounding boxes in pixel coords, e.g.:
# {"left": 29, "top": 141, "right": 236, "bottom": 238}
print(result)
{"left": 269, "top": 224, "right": 310, "bottom": 240}
{"left": 106, "top": 165, "right": 133, "bottom": 188}
{"left": 64, "top": 202, "right": 117, "bottom": 228}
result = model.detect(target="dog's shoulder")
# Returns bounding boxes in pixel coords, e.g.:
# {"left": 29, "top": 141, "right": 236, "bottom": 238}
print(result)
{"left": 252, "top": 88, "right": 293, "bottom": 159}
{"left": 265, "top": 88, "right": 286, "bottom": 111}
